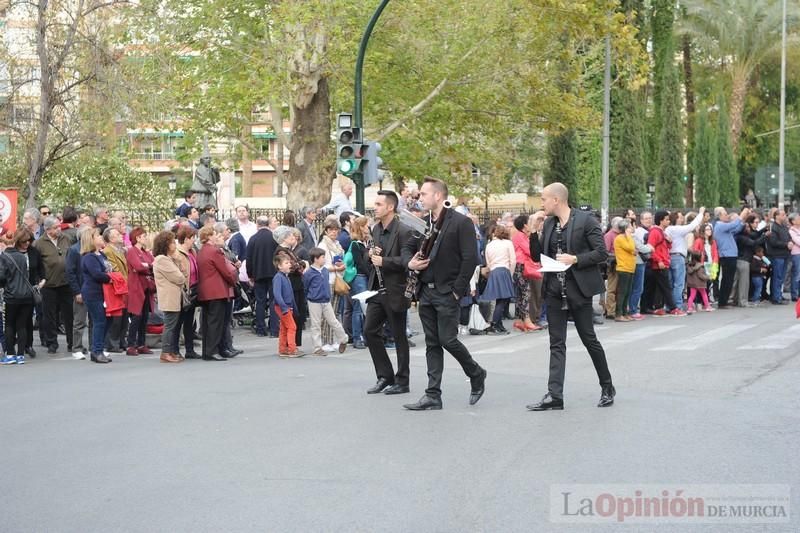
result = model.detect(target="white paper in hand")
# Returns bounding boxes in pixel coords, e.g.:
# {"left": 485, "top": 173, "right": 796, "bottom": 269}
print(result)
{"left": 352, "top": 290, "right": 379, "bottom": 315}
{"left": 539, "top": 254, "right": 571, "bottom": 273}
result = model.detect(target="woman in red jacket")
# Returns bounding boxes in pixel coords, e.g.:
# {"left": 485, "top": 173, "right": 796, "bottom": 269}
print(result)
{"left": 125, "top": 227, "right": 154, "bottom": 355}
{"left": 197, "top": 226, "right": 238, "bottom": 361}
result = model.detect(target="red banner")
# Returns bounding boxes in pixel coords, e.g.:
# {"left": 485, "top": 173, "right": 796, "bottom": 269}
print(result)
{"left": 0, "top": 189, "right": 18, "bottom": 239}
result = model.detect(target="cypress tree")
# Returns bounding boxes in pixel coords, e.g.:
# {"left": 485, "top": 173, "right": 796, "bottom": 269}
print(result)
{"left": 611, "top": 90, "right": 647, "bottom": 208}
{"left": 694, "top": 110, "right": 719, "bottom": 207}
{"left": 656, "top": 59, "right": 685, "bottom": 207}
{"left": 544, "top": 130, "right": 578, "bottom": 198}
{"left": 717, "top": 97, "right": 740, "bottom": 207}
{"left": 576, "top": 131, "right": 601, "bottom": 207}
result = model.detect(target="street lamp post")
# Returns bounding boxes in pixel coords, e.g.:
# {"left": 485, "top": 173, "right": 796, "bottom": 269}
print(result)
{"left": 779, "top": 0, "right": 788, "bottom": 209}
{"left": 168, "top": 175, "right": 177, "bottom": 193}
{"left": 601, "top": 33, "right": 611, "bottom": 228}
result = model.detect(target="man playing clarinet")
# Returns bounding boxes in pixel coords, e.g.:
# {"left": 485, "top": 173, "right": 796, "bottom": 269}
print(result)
{"left": 528, "top": 182, "right": 616, "bottom": 411}
{"left": 401, "top": 178, "right": 487, "bottom": 411}
{"left": 364, "top": 190, "right": 414, "bottom": 395}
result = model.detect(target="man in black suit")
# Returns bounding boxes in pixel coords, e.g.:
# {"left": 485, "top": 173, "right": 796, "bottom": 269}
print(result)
{"left": 364, "top": 191, "right": 413, "bottom": 395}
{"left": 246, "top": 216, "right": 278, "bottom": 337}
{"left": 401, "top": 178, "right": 486, "bottom": 411}
{"left": 528, "top": 182, "right": 615, "bottom": 411}
{"left": 296, "top": 207, "right": 318, "bottom": 251}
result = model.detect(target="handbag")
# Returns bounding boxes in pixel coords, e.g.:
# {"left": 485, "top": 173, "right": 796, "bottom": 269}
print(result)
{"left": 342, "top": 242, "right": 358, "bottom": 283}
{"left": 333, "top": 274, "right": 350, "bottom": 296}
{"left": 523, "top": 258, "right": 542, "bottom": 280}
{"left": 3, "top": 254, "right": 43, "bottom": 305}
{"left": 468, "top": 303, "right": 488, "bottom": 331}
{"left": 181, "top": 286, "right": 192, "bottom": 308}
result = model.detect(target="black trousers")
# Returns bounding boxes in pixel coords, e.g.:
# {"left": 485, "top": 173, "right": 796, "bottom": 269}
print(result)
{"left": 104, "top": 311, "right": 128, "bottom": 350}
{"left": 418, "top": 285, "right": 483, "bottom": 399}
{"left": 175, "top": 302, "right": 197, "bottom": 355}
{"left": 40, "top": 285, "right": 74, "bottom": 350}
{"left": 545, "top": 282, "right": 612, "bottom": 399}
{"left": 201, "top": 299, "right": 227, "bottom": 357}
{"left": 127, "top": 300, "right": 150, "bottom": 348}
{"left": 644, "top": 268, "right": 675, "bottom": 311}
{"left": 5, "top": 302, "right": 34, "bottom": 356}
{"left": 718, "top": 257, "right": 738, "bottom": 306}
{"left": 364, "top": 293, "right": 410, "bottom": 386}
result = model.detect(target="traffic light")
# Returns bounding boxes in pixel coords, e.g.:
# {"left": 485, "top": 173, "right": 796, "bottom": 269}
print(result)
{"left": 361, "top": 140, "right": 383, "bottom": 185}
{"left": 336, "top": 112, "right": 360, "bottom": 176}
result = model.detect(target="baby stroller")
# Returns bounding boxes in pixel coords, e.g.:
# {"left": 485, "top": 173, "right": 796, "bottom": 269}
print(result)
{"left": 232, "top": 281, "right": 256, "bottom": 329}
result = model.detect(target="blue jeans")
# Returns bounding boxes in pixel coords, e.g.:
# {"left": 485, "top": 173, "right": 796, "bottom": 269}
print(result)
{"left": 791, "top": 255, "right": 800, "bottom": 300}
{"left": 669, "top": 256, "right": 686, "bottom": 310}
{"left": 750, "top": 276, "right": 764, "bottom": 302}
{"left": 349, "top": 274, "right": 368, "bottom": 342}
{"left": 770, "top": 257, "right": 787, "bottom": 302}
{"left": 629, "top": 263, "right": 645, "bottom": 314}
{"left": 85, "top": 299, "right": 108, "bottom": 355}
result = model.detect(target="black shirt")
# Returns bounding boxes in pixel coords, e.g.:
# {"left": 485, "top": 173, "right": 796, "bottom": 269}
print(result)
{"left": 544, "top": 219, "right": 572, "bottom": 298}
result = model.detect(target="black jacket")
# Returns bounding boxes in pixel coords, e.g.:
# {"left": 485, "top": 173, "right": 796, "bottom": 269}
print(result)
{"left": 245, "top": 228, "right": 277, "bottom": 281}
{"left": 736, "top": 228, "right": 766, "bottom": 263}
{"left": 401, "top": 209, "right": 478, "bottom": 298}
{"left": 297, "top": 219, "right": 317, "bottom": 251}
{"left": 532, "top": 209, "right": 608, "bottom": 299}
{"left": 370, "top": 216, "right": 412, "bottom": 312}
{"left": 766, "top": 222, "right": 791, "bottom": 258}
{"left": 65, "top": 242, "right": 83, "bottom": 296}
{"left": 0, "top": 248, "right": 44, "bottom": 303}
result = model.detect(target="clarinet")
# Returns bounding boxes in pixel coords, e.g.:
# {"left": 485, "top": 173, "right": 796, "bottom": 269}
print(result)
{"left": 555, "top": 220, "right": 568, "bottom": 310}
{"left": 366, "top": 236, "right": 387, "bottom": 294}
{"left": 404, "top": 207, "right": 447, "bottom": 299}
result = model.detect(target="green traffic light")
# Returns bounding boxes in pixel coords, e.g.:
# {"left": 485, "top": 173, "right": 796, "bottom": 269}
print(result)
{"left": 339, "top": 159, "right": 356, "bottom": 175}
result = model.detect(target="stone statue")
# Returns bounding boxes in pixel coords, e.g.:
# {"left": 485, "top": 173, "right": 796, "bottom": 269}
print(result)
{"left": 191, "top": 155, "right": 220, "bottom": 209}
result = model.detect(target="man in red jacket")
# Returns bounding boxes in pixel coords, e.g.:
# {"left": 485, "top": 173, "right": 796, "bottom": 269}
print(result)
{"left": 645, "top": 210, "right": 685, "bottom": 316}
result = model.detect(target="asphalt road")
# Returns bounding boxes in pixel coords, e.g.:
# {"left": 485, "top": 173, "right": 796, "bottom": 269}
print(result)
{"left": 2, "top": 303, "right": 799, "bottom": 532}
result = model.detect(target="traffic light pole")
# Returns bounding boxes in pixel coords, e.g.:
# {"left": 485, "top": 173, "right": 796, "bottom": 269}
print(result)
{"left": 352, "top": 0, "right": 391, "bottom": 214}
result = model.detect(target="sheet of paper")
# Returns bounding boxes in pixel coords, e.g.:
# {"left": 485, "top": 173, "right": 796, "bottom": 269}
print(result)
{"left": 539, "top": 254, "right": 571, "bottom": 273}
{"left": 352, "top": 290, "right": 379, "bottom": 315}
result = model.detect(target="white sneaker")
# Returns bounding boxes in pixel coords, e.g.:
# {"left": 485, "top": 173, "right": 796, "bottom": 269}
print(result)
{"left": 72, "top": 352, "right": 86, "bottom": 360}
{"left": 322, "top": 344, "right": 336, "bottom": 352}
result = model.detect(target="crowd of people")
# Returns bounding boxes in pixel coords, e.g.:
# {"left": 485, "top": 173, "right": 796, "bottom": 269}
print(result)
{"left": 1, "top": 189, "right": 797, "bottom": 369}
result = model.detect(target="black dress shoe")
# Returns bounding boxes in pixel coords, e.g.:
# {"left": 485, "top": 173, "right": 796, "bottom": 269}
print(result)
{"left": 26, "top": 347, "right": 37, "bottom": 358}
{"left": 220, "top": 350, "right": 239, "bottom": 358}
{"left": 384, "top": 384, "right": 410, "bottom": 395}
{"left": 367, "top": 378, "right": 391, "bottom": 394}
{"left": 597, "top": 385, "right": 616, "bottom": 407}
{"left": 202, "top": 355, "right": 226, "bottom": 361}
{"left": 230, "top": 348, "right": 244, "bottom": 356}
{"left": 47, "top": 345, "right": 58, "bottom": 354}
{"left": 469, "top": 368, "right": 487, "bottom": 405}
{"left": 184, "top": 351, "right": 202, "bottom": 359}
{"left": 526, "top": 393, "right": 564, "bottom": 411}
{"left": 403, "top": 395, "right": 443, "bottom": 411}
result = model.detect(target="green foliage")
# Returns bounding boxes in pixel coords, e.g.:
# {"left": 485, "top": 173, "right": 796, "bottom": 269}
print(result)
{"left": 544, "top": 130, "right": 578, "bottom": 199}
{"left": 611, "top": 90, "right": 647, "bottom": 208}
{"left": 38, "top": 151, "right": 173, "bottom": 210}
{"left": 656, "top": 60, "right": 685, "bottom": 207}
{"left": 694, "top": 110, "right": 719, "bottom": 207}
{"left": 576, "top": 132, "right": 601, "bottom": 207}
{"left": 716, "top": 97, "right": 739, "bottom": 206}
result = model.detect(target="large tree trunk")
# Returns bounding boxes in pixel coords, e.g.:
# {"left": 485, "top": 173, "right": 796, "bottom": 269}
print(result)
{"left": 25, "top": 0, "right": 52, "bottom": 210}
{"left": 682, "top": 33, "right": 696, "bottom": 207}
{"left": 729, "top": 72, "right": 749, "bottom": 157}
{"left": 286, "top": 75, "right": 334, "bottom": 209}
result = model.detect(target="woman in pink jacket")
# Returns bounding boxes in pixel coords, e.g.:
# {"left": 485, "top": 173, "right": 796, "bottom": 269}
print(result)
{"left": 512, "top": 214, "right": 542, "bottom": 332}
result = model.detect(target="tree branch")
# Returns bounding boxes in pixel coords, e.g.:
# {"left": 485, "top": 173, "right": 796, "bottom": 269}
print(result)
{"left": 371, "top": 77, "right": 448, "bottom": 142}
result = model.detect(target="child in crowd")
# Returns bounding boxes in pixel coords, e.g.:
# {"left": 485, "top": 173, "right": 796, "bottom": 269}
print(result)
{"left": 302, "top": 247, "right": 348, "bottom": 356}
{"left": 751, "top": 246, "right": 770, "bottom": 305}
{"left": 273, "top": 255, "right": 303, "bottom": 358}
{"left": 686, "top": 250, "right": 713, "bottom": 313}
